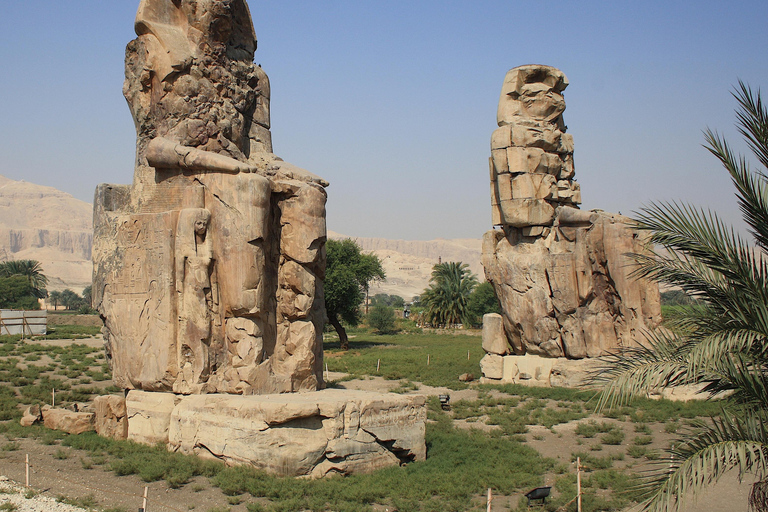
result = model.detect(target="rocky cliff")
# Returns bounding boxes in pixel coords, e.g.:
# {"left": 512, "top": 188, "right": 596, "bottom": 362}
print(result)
{"left": 0, "top": 175, "right": 93, "bottom": 292}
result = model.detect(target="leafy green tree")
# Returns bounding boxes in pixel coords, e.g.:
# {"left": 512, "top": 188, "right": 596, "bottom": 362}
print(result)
{"left": 370, "top": 293, "right": 405, "bottom": 308}
{"left": 48, "top": 290, "right": 62, "bottom": 310}
{"left": 60, "top": 289, "right": 83, "bottom": 310}
{"left": 368, "top": 304, "right": 396, "bottom": 334}
{"left": 82, "top": 285, "right": 92, "bottom": 308}
{"left": 595, "top": 83, "right": 768, "bottom": 512}
{"left": 0, "top": 259, "right": 48, "bottom": 298}
{"left": 420, "top": 262, "right": 478, "bottom": 327}
{"left": 0, "top": 275, "right": 41, "bottom": 310}
{"left": 466, "top": 281, "right": 501, "bottom": 326}
{"left": 324, "top": 239, "right": 385, "bottom": 350}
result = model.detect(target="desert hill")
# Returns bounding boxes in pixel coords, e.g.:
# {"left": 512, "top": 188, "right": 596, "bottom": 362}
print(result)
{"left": 328, "top": 231, "right": 483, "bottom": 300}
{"left": 0, "top": 175, "right": 483, "bottom": 299}
{"left": 0, "top": 175, "right": 92, "bottom": 293}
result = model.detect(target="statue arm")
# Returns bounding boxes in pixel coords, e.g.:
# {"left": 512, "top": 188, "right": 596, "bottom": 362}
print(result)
{"left": 147, "top": 137, "right": 257, "bottom": 174}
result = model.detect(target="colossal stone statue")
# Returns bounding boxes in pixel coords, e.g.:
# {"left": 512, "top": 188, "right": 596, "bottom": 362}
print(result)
{"left": 481, "top": 65, "right": 662, "bottom": 363}
{"left": 93, "top": 0, "right": 328, "bottom": 395}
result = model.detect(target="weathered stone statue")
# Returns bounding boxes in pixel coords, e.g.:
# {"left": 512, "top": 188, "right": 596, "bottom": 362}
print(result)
{"left": 481, "top": 65, "right": 662, "bottom": 364}
{"left": 73, "top": 0, "right": 427, "bottom": 478}
{"left": 93, "top": 0, "right": 328, "bottom": 395}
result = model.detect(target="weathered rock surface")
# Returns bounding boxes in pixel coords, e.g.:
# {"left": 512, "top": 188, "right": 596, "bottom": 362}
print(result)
{"left": 126, "top": 390, "right": 180, "bottom": 445}
{"left": 481, "top": 313, "right": 509, "bottom": 355}
{"left": 480, "top": 354, "right": 504, "bottom": 380}
{"left": 19, "top": 405, "right": 42, "bottom": 427}
{"left": 94, "top": 395, "right": 128, "bottom": 440}
{"left": 125, "top": 389, "right": 426, "bottom": 477}
{"left": 42, "top": 407, "right": 95, "bottom": 435}
{"left": 94, "top": 0, "right": 328, "bottom": 395}
{"left": 481, "top": 65, "right": 661, "bottom": 361}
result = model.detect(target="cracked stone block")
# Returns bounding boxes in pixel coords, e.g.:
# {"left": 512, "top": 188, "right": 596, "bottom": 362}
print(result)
{"left": 480, "top": 354, "right": 504, "bottom": 379}
{"left": 126, "top": 390, "right": 180, "bottom": 445}
{"left": 124, "top": 390, "right": 427, "bottom": 477}
{"left": 482, "top": 313, "right": 509, "bottom": 355}
{"left": 94, "top": 395, "right": 128, "bottom": 440}
{"left": 42, "top": 408, "right": 95, "bottom": 435}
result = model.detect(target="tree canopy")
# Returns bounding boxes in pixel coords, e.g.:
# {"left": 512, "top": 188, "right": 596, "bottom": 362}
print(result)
{"left": 466, "top": 281, "right": 501, "bottom": 326}
{"left": 324, "top": 239, "right": 385, "bottom": 349}
{"left": 595, "top": 83, "right": 768, "bottom": 512}
{"left": 0, "top": 260, "right": 48, "bottom": 310}
{"left": 420, "top": 261, "right": 478, "bottom": 327}
{"left": 0, "top": 259, "right": 48, "bottom": 299}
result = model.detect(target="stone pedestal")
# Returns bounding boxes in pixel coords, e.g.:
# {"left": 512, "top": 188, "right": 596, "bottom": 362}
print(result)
{"left": 126, "top": 389, "right": 426, "bottom": 477}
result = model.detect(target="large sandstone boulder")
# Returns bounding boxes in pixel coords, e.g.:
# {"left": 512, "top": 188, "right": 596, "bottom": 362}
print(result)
{"left": 94, "top": 395, "right": 128, "bottom": 440}
{"left": 42, "top": 408, "right": 95, "bottom": 435}
{"left": 481, "top": 65, "right": 661, "bottom": 360}
{"left": 126, "top": 389, "right": 426, "bottom": 477}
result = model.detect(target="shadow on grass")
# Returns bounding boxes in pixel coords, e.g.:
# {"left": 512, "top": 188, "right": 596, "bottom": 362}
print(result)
{"left": 322, "top": 340, "right": 393, "bottom": 350}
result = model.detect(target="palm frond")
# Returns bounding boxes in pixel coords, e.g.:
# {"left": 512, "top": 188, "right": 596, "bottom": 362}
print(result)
{"left": 634, "top": 412, "right": 768, "bottom": 512}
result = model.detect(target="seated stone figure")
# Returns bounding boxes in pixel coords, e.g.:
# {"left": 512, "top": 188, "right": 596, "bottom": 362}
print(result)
{"left": 93, "top": 0, "right": 328, "bottom": 395}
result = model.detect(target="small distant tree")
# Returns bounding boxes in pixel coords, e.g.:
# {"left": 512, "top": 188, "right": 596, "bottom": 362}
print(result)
{"left": 466, "top": 281, "right": 502, "bottom": 326}
{"left": 324, "top": 239, "right": 385, "bottom": 350}
{"left": 48, "top": 290, "right": 62, "bottom": 310}
{"left": 0, "top": 275, "right": 41, "bottom": 310}
{"left": 368, "top": 304, "right": 396, "bottom": 334}
{"left": 0, "top": 259, "right": 48, "bottom": 299}
{"left": 370, "top": 293, "right": 405, "bottom": 308}
{"left": 60, "top": 289, "right": 83, "bottom": 310}
{"left": 421, "top": 262, "right": 478, "bottom": 327}
{"left": 82, "top": 285, "right": 92, "bottom": 308}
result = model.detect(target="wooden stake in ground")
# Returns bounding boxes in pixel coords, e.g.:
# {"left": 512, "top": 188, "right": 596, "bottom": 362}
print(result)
{"left": 25, "top": 454, "right": 29, "bottom": 487}
{"left": 577, "top": 456, "right": 582, "bottom": 512}
{"left": 487, "top": 488, "right": 492, "bottom": 512}
{"left": 142, "top": 486, "right": 148, "bottom": 512}
{"left": 51, "top": 388, "right": 55, "bottom": 408}
{"left": 377, "top": 359, "right": 380, "bottom": 372}
{"left": 468, "top": 350, "right": 470, "bottom": 361}
{"left": 427, "top": 354, "right": 430, "bottom": 366}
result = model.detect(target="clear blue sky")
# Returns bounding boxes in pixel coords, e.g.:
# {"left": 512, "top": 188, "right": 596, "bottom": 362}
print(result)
{"left": 1, "top": 1, "right": 766, "bottom": 240}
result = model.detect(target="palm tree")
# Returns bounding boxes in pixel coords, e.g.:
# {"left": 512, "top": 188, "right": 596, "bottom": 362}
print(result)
{"left": 0, "top": 259, "right": 48, "bottom": 298}
{"left": 48, "top": 290, "right": 62, "bottom": 310}
{"left": 421, "top": 262, "right": 478, "bottom": 327}
{"left": 594, "top": 83, "right": 768, "bottom": 512}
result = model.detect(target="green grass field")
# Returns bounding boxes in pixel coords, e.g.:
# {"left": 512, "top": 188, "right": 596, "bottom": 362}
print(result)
{"left": 0, "top": 326, "right": 730, "bottom": 512}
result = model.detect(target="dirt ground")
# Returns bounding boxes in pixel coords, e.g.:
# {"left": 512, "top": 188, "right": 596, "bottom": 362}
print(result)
{"left": 0, "top": 337, "right": 759, "bottom": 512}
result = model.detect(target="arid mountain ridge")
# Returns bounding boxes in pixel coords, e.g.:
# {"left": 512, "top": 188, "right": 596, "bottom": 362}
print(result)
{"left": 0, "top": 175, "right": 482, "bottom": 298}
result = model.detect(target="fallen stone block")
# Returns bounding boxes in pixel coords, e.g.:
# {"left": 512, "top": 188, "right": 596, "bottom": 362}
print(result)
{"left": 20, "top": 404, "right": 42, "bottom": 427}
{"left": 94, "top": 395, "right": 128, "bottom": 440}
{"left": 42, "top": 408, "right": 95, "bottom": 435}
{"left": 482, "top": 313, "right": 509, "bottom": 355}
{"left": 480, "top": 354, "right": 504, "bottom": 380}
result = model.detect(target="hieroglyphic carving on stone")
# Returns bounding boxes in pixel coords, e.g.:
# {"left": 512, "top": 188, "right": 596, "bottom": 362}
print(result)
{"left": 94, "top": 0, "right": 328, "bottom": 395}
{"left": 481, "top": 65, "right": 662, "bottom": 362}
{"left": 98, "top": 211, "right": 178, "bottom": 391}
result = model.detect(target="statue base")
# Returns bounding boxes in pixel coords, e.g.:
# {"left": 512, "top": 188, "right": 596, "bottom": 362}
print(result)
{"left": 124, "top": 389, "right": 427, "bottom": 477}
